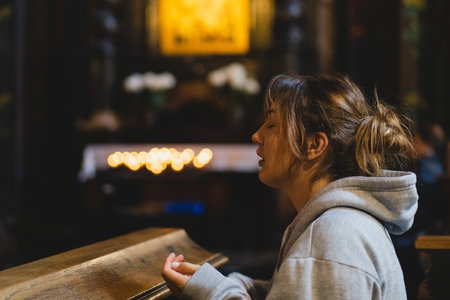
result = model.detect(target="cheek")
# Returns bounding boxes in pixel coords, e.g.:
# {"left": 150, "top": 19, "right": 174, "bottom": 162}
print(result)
{"left": 258, "top": 163, "right": 291, "bottom": 189}
{"left": 260, "top": 149, "right": 294, "bottom": 187}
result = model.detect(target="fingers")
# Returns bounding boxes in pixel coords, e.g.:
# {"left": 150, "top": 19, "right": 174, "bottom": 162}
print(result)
{"left": 163, "top": 253, "right": 183, "bottom": 270}
{"left": 171, "top": 261, "right": 201, "bottom": 275}
{"left": 167, "top": 253, "right": 184, "bottom": 263}
{"left": 162, "top": 252, "right": 200, "bottom": 280}
{"left": 162, "top": 253, "right": 187, "bottom": 298}
{"left": 162, "top": 253, "right": 199, "bottom": 298}
{"left": 174, "top": 254, "right": 184, "bottom": 263}
{"left": 162, "top": 252, "right": 176, "bottom": 274}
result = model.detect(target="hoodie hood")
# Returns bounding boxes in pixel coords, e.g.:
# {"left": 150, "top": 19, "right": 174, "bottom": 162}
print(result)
{"left": 290, "top": 170, "right": 418, "bottom": 236}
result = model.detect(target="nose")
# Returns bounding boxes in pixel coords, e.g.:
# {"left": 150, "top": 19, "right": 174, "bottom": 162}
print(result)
{"left": 252, "top": 128, "right": 262, "bottom": 145}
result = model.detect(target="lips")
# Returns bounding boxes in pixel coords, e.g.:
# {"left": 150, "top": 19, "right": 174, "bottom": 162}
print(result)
{"left": 256, "top": 149, "right": 263, "bottom": 158}
{"left": 256, "top": 149, "right": 264, "bottom": 167}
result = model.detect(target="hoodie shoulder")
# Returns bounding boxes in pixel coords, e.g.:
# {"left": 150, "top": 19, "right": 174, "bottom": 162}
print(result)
{"left": 306, "top": 207, "right": 395, "bottom": 278}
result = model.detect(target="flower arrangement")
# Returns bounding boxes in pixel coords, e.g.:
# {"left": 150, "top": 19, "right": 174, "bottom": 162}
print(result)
{"left": 123, "top": 71, "right": 177, "bottom": 111}
{"left": 206, "top": 62, "right": 261, "bottom": 127}
{"left": 207, "top": 62, "right": 260, "bottom": 97}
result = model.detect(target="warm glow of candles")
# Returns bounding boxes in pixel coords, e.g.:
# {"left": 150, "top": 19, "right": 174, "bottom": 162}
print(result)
{"left": 180, "top": 148, "right": 195, "bottom": 164}
{"left": 171, "top": 157, "right": 184, "bottom": 171}
{"left": 192, "top": 156, "right": 204, "bottom": 169}
{"left": 107, "top": 151, "right": 123, "bottom": 167}
{"left": 197, "top": 148, "right": 213, "bottom": 164}
{"left": 107, "top": 147, "right": 213, "bottom": 174}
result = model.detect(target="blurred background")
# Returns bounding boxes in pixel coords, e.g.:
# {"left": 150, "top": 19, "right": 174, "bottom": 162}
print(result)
{"left": 0, "top": 0, "right": 449, "bottom": 299}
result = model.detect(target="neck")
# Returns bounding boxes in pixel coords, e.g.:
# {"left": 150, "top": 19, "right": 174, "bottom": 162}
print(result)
{"left": 283, "top": 169, "right": 331, "bottom": 212}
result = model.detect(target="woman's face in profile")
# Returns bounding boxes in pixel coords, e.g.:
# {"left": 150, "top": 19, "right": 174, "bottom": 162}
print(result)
{"left": 252, "top": 106, "right": 295, "bottom": 189}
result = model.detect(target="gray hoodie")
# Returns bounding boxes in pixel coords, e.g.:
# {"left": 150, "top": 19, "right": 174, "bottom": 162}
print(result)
{"left": 181, "top": 170, "right": 418, "bottom": 299}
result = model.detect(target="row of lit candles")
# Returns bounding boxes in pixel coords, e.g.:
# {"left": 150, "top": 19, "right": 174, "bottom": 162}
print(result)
{"left": 107, "top": 147, "right": 213, "bottom": 174}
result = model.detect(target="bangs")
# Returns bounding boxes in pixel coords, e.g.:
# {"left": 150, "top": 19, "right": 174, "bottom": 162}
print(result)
{"left": 264, "top": 74, "right": 297, "bottom": 115}
{"left": 263, "top": 83, "right": 276, "bottom": 115}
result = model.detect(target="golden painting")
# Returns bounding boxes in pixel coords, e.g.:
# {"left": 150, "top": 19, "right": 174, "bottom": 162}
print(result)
{"left": 158, "top": 0, "right": 250, "bottom": 55}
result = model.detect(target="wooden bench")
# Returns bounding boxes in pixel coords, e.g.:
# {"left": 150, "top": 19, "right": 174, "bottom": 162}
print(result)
{"left": 415, "top": 235, "right": 450, "bottom": 252}
{"left": 0, "top": 227, "right": 228, "bottom": 299}
{"left": 415, "top": 235, "right": 450, "bottom": 300}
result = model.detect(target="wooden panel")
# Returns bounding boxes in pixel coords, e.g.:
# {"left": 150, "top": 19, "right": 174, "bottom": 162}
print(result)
{"left": 415, "top": 235, "right": 450, "bottom": 251}
{"left": 0, "top": 227, "right": 228, "bottom": 299}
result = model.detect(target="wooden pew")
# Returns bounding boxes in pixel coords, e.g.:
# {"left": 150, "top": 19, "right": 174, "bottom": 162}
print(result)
{"left": 415, "top": 235, "right": 450, "bottom": 300}
{"left": 415, "top": 235, "right": 450, "bottom": 252}
{"left": 0, "top": 227, "right": 228, "bottom": 299}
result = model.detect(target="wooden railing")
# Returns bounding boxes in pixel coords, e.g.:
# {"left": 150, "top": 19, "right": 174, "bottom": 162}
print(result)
{"left": 0, "top": 227, "right": 228, "bottom": 299}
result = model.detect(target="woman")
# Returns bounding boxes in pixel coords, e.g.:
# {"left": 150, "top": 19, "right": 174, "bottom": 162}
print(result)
{"left": 161, "top": 73, "right": 418, "bottom": 299}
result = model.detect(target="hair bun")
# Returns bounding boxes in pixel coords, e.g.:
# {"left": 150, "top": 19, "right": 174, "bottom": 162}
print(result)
{"left": 355, "top": 100, "right": 414, "bottom": 175}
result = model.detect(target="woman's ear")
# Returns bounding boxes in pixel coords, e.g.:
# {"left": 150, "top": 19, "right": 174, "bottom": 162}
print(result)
{"left": 306, "top": 132, "right": 329, "bottom": 160}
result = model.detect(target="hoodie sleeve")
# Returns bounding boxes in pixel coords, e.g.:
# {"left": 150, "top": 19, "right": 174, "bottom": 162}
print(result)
{"left": 266, "top": 258, "right": 382, "bottom": 300}
{"left": 180, "top": 263, "right": 269, "bottom": 300}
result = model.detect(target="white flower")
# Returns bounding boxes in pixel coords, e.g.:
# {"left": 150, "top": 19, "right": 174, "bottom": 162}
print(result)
{"left": 123, "top": 73, "right": 144, "bottom": 93}
{"left": 159, "top": 72, "right": 177, "bottom": 89}
{"left": 207, "top": 62, "right": 261, "bottom": 99}
{"left": 142, "top": 72, "right": 176, "bottom": 91}
{"left": 207, "top": 68, "right": 228, "bottom": 87}
{"left": 226, "top": 63, "right": 247, "bottom": 90}
{"left": 243, "top": 77, "right": 261, "bottom": 95}
{"left": 142, "top": 72, "right": 157, "bottom": 89}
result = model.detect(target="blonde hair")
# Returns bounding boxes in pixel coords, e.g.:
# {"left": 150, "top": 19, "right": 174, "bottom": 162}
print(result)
{"left": 264, "top": 73, "right": 414, "bottom": 181}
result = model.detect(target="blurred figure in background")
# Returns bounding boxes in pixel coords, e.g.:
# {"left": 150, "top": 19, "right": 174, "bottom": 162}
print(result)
{"left": 392, "top": 119, "right": 447, "bottom": 300}
{"left": 413, "top": 120, "right": 446, "bottom": 234}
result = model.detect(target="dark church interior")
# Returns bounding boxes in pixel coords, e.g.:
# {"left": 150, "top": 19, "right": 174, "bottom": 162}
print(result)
{"left": 1, "top": 0, "right": 450, "bottom": 299}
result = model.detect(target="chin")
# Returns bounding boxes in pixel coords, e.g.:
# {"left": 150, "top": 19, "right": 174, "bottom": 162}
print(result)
{"left": 258, "top": 172, "right": 279, "bottom": 189}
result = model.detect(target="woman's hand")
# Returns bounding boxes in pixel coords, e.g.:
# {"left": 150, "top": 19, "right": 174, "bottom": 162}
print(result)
{"left": 161, "top": 252, "right": 201, "bottom": 298}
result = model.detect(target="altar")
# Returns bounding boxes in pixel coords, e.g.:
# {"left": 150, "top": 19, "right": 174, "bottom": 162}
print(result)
{"left": 78, "top": 143, "right": 260, "bottom": 182}
{"left": 76, "top": 143, "right": 278, "bottom": 256}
